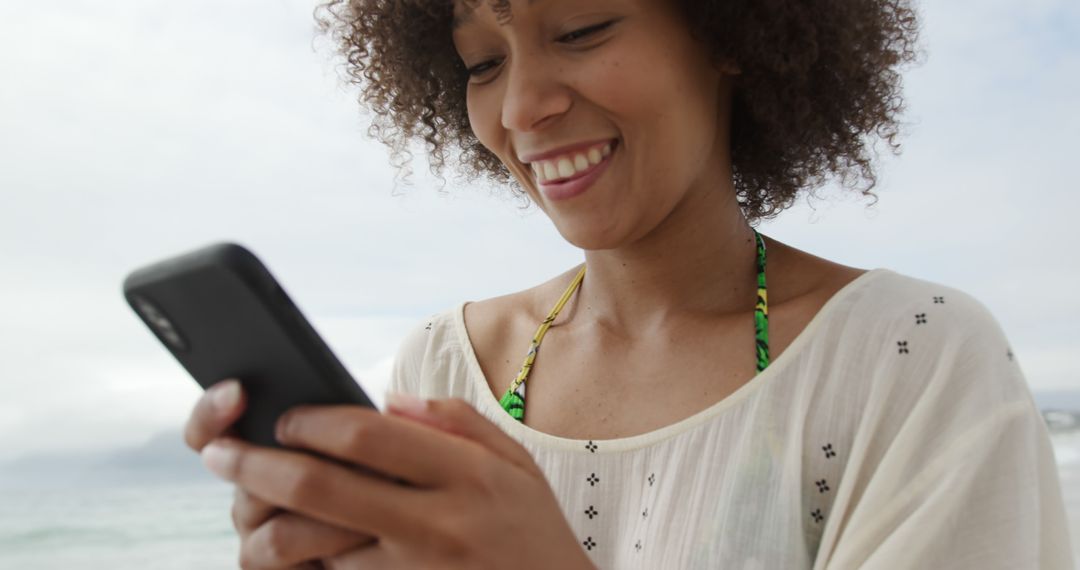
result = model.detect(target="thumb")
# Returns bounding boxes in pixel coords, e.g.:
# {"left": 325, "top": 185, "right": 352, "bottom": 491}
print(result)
{"left": 385, "top": 393, "right": 542, "bottom": 477}
{"left": 184, "top": 378, "right": 247, "bottom": 451}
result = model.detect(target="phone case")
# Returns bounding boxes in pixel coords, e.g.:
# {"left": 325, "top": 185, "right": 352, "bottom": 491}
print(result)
{"left": 123, "top": 242, "right": 374, "bottom": 448}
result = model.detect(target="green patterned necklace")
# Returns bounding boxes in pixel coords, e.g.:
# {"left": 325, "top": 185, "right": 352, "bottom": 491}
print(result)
{"left": 499, "top": 229, "right": 770, "bottom": 422}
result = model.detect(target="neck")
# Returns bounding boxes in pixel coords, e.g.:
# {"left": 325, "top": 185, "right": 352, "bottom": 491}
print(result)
{"left": 574, "top": 179, "right": 758, "bottom": 338}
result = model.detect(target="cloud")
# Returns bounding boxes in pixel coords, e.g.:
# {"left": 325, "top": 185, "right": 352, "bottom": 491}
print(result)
{"left": 0, "top": 0, "right": 1077, "bottom": 461}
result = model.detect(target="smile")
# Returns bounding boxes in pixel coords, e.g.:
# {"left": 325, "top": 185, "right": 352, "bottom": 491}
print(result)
{"left": 530, "top": 140, "right": 614, "bottom": 184}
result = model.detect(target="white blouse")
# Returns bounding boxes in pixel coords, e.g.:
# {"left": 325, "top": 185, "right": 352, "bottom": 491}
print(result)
{"left": 388, "top": 268, "right": 1074, "bottom": 569}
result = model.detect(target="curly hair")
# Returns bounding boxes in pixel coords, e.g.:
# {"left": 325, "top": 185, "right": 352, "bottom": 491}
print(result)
{"left": 316, "top": 0, "right": 921, "bottom": 222}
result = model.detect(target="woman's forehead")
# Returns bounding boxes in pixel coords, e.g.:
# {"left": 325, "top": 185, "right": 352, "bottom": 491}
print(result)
{"left": 452, "top": 0, "right": 516, "bottom": 29}
{"left": 453, "top": 0, "right": 636, "bottom": 30}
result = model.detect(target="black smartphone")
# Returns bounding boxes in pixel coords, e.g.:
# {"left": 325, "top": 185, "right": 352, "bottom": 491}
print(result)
{"left": 123, "top": 242, "right": 375, "bottom": 448}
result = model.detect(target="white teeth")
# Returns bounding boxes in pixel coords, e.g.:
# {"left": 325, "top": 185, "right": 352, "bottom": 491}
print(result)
{"left": 557, "top": 158, "right": 575, "bottom": 178}
{"left": 574, "top": 154, "right": 589, "bottom": 171}
{"left": 587, "top": 148, "right": 602, "bottom": 165}
{"left": 543, "top": 161, "right": 558, "bottom": 181}
{"left": 531, "top": 140, "right": 616, "bottom": 183}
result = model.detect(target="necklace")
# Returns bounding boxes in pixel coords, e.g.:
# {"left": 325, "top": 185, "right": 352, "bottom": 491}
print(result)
{"left": 499, "top": 229, "right": 770, "bottom": 422}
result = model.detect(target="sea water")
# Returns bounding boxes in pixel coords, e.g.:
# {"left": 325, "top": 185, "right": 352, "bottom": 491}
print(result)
{"left": 3, "top": 436, "right": 1080, "bottom": 568}
{"left": 0, "top": 482, "right": 237, "bottom": 568}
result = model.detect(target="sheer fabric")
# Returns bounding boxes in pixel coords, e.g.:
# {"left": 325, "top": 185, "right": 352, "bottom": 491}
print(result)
{"left": 388, "top": 269, "right": 1073, "bottom": 569}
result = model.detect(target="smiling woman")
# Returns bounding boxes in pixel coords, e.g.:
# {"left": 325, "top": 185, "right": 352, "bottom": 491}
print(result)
{"left": 178, "top": 0, "right": 1073, "bottom": 568}
{"left": 317, "top": 0, "right": 916, "bottom": 223}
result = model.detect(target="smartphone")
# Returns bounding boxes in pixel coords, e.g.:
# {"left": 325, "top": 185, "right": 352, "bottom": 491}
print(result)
{"left": 123, "top": 242, "right": 375, "bottom": 448}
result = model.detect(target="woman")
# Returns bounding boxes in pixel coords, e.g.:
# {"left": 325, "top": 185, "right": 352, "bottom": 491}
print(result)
{"left": 185, "top": 0, "right": 1074, "bottom": 567}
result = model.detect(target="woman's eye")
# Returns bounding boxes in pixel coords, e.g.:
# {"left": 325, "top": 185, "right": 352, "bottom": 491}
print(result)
{"left": 466, "top": 59, "right": 502, "bottom": 78}
{"left": 561, "top": 20, "right": 613, "bottom": 43}
{"left": 463, "top": 19, "right": 618, "bottom": 82}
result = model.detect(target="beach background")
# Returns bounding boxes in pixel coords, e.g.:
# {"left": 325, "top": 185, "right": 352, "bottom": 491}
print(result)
{"left": 1, "top": 0, "right": 1077, "bottom": 567}
{"left": 1059, "top": 442, "right": 1080, "bottom": 560}
{"left": 2, "top": 403, "right": 1080, "bottom": 567}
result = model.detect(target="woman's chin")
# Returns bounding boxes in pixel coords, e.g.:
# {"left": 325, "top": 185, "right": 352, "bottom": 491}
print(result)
{"left": 550, "top": 219, "right": 628, "bottom": 252}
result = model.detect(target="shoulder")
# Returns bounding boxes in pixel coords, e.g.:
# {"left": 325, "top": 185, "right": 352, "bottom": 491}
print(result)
{"left": 391, "top": 267, "right": 581, "bottom": 397}
{"left": 812, "top": 272, "right": 1039, "bottom": 491}
{"left": 831, "top": 269, "right": 1031, "bottom": 413}
{"left": 460, "top": 265, "right": 584, "bottom": 392}
{"left": 463, "top": 264, "right": 584, "bottom": 330}
{"left": 844, "top": 269, "right": 1009, "bottom": 345}
{"left": 765, "top": 237, "right": 1017, "bottom": 389}
{"left": 765, "top": 238, "right": 988, "bottom": 333}
{"left": 829, "top": 269, "right": 1017, "bottom": 375}
{"left": 388, "top": 303, "right": 462, "bottom": 395}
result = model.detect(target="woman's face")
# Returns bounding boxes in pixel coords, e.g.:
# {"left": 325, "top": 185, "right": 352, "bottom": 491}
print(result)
{"left": 452, "top": 0, "right": 734, "bottom": 249}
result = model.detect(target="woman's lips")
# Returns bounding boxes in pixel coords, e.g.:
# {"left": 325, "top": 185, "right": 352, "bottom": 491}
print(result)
{"left": 531, "top": 139, "right": 614, "bottom": 184}
{"left": 535, "top": 140, "right": 617, "bottom": 201}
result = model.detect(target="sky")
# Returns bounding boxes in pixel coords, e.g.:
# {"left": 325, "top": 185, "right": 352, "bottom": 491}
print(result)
{"left": 0, "top": 0, "right": 1078, "bottom": 463}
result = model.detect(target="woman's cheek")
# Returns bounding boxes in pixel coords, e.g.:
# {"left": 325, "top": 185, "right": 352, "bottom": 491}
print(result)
{"left": 573, "top": 52, "right": 652, "bottom": 117}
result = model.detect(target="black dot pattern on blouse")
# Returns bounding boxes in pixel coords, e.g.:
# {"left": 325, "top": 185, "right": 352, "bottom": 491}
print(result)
{"left": 421, "top": 287, "right": 1024, "bottom": 559}
{"left": 582, "top": 441, "right": 601, "bottom": 553}
{"left": 806, "top": 291, "right": 1018, "bottom": 533}
{"left": 632, "top": 471, "right": 658, "bottom": 555}
{"left": 810, "top": 441, "right": 840, "bottom": 527}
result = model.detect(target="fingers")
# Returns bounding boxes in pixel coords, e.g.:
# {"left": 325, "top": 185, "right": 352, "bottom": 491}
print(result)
{"left": 387, "top": 395, "right": 543, "bottom": 477}
{"left": 232, "top": 487, "right": 278, "bottom": 534}
{"left": 275, "top": 406, "right": 483, "bottom": 487}
{"left": 322, "top": 543, "right": 390, "bottom": 569}
{"left": 184, "top": 379, "right": 246, "bottom": 452}
{"left": 274, "top": 397, "right": 541, "bottom": 488}
{"left": 241, "top": 511, "right": 374, "bottom": 569}
{"left": 233, "top": 487, "right": 374, "bottom": 569}
{"left": 202, "top": 437, "right": 420, "bottom": 539}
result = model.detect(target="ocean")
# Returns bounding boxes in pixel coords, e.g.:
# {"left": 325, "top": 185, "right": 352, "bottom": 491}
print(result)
{"left": 0, "top": 482, "right": 237, "bottom": 568}
{"left": 1054, "top": 430, "right": 1080, "bottom": 561}
{"left": 3, "top": 434, "right": 1079, "bottom": 568}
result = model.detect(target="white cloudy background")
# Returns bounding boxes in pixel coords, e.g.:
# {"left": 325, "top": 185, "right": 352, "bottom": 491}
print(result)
{"left": 0, "top": 0, "right": 1077, "bottom": 464}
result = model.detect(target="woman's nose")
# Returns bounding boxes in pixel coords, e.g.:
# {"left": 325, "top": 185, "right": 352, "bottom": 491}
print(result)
{"left": 500, "top": 54, "right": 572, "bottom": 132}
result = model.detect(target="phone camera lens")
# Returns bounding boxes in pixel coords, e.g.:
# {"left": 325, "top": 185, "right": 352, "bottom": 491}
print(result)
{"left": 162, "top": 329, "right": 185, "bottom": 349}
{"left": 133, "top": 296, "right": 188, "bottom": 351}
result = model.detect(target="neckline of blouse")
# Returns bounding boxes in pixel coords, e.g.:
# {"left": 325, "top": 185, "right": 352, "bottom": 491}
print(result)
{"left": 454, "top": 267, "right": 890, "bottom": 454}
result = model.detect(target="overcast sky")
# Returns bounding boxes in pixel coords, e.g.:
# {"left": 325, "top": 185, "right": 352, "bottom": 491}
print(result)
{"left": 1, "top": 0, "right": 1077, "bottom": 462}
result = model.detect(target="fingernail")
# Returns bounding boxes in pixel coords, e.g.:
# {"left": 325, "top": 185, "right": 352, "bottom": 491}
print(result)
{"left": 210, "top": 380, "right": 240, "bottom": 414}
{"left": 386, "top": 392, "right": 428, "bottom": 415}
{"left": 275, "top": 413, "right": 291, "bottom": 444}
{"left": 201, "top": 442, "right": 236, "bottom": 479}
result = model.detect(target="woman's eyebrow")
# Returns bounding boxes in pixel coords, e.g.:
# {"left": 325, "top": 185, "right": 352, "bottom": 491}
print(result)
{"left": 452, "top": 0, "right": 539, "bottom": 30}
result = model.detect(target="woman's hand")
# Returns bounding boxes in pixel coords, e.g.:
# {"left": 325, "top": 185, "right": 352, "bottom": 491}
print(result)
{"left": 198, "top": 392, "right": 595, "bottom": 570}
{"left": 184, "top": 380, "right": 373, "bottom": 568}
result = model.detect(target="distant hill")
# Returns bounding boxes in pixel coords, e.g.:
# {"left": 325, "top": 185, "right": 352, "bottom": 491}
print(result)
{"left": 0, "top": 430, "right": 215, "bottom": 489}
{"left": 1034, "top": 390, "right": 1080, "bottom": 413}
